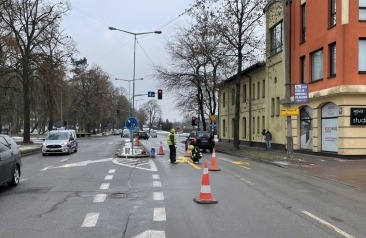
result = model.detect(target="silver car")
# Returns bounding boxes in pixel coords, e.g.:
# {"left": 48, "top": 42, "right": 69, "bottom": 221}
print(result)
{"left": 42, "top": 130, "right": 78, "bottom": 156}
{"left": 0, "top": 134, "right": 22, "bottom": 187}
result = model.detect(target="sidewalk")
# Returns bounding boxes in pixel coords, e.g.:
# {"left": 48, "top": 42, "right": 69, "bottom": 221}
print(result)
{"left": 215, "top": 142, "right": 366, "bottom": 191}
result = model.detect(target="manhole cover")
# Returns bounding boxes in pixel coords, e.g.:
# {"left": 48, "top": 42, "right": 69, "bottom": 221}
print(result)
{"left": 109, "top": 193, "right": 133, "bottom": 199}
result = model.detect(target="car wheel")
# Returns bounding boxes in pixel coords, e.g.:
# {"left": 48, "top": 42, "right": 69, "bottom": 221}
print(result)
{"left": 74, "top": 147, "right": 78, "bottom": 153}
{"left": 8, "top": 166, "right": 20, "bottom": 187}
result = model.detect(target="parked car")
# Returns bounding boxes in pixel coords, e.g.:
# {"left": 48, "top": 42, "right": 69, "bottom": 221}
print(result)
{"left": 113, "top": 129, "right": 122, "bottom": 135}
{"left": 42, "top": 130, "right": 78, "bottom": 156}
{"left": 0, "top": 134, "right": 22, "bottom": 187}
{"left": 137, "top": 131, "right": 150, "bottom": 140}
{"left": 185, "top": 131, "right": 215, "bottom": 153}
{"left": 149, "top": 130, "right": 158, "bottom": 138}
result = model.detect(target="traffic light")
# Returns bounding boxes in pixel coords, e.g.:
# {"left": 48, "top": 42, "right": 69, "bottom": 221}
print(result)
{"left": 157, "top": 89, "right": 162, "bottom": 100}
{"left": 191, "top": 116, "right": 197, "bottom": 126}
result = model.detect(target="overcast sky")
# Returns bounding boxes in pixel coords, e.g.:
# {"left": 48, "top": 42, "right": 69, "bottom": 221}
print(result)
{"left": 61, "top": 0, "right": 196, "bottom": 122}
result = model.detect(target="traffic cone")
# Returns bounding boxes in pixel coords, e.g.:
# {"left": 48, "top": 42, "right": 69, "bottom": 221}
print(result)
{"left": 157, "top": 141, "right": 165, "bottom": 155}
{"left": 209, "top": 148, "right": 221, "bottom": 171}
{"left": 135, "top": 136, "right": 141, "bottom": 146}
{"left": 194, "top": 161, "right": 218, "bottom": 204}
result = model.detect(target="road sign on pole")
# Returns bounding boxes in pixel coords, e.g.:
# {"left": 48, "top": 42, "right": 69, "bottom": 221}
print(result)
{"left": 125, "top": 117, "right": 139, "bottom": 130}
{"left": 148, "top": 91, "right": 155, "bottom": 97}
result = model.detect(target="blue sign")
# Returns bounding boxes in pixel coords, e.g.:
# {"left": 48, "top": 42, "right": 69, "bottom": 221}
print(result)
{"left": 294, "top": 84, "right": 309, "bottom": 104}
{"left": 125, "top": 117, "right": 139, "bottom": 130}
{"left": 148, "top": 91, "right": 155, "bottom": 97}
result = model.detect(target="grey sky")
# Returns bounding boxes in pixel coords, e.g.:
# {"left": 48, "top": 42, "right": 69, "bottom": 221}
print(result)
{"left": 61, "top": 0, "right": 196, "bottom": 122}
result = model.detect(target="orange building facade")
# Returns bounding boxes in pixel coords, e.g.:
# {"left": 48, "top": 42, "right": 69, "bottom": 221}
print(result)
{"left": 288, "top": 0, "right": 366, "bottom": 156}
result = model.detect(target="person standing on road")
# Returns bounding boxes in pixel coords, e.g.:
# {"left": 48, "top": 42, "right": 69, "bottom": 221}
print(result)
{"left": 167, "top": 128, "right": 178, "bottom": 164}
{"left": 263, "top": 129, "right": 272, "bottom": 150}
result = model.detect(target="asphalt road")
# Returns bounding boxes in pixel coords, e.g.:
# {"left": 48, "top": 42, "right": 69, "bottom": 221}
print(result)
{"left": 0, "top": 135, "right": 365, "bottom": 238}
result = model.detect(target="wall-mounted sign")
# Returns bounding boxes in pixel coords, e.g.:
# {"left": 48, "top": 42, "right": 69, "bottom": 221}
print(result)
{"left": 294, "top": 84, "right": 309, "bottom": 104}
{"left": 350, "top": 108, "right": 366, "bottom": 125}
{"left": 281, "top": 108, "right": 300, "bottom": 116}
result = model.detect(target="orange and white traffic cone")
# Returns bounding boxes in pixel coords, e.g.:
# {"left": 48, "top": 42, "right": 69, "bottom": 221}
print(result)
{"left": 209, "top": 148, "right": 221, "bottom": 171}
{"left": 135, "top": 136, "right": 141, "bottom": 146}
{"left": 194, "top": 161, "right": 218, "bottom": 204}
{"left": 157, "top": 141, "right": 165, "bottom": 155}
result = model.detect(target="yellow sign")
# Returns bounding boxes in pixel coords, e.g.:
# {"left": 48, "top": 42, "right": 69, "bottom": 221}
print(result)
{"left": 209, "top": 114, "right": 217, "bottom": 122}
{"left": 281, "top": 108, "right": 300, "bottom": 116}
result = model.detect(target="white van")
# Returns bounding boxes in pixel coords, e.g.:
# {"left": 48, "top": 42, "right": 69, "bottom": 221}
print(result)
{"left": 122, "top": 129, "right": 130, "bottom": 138}
{"left": 42, "top": 130, "right": 78, "bottom": 156}
{"left": 149, "top": 130, "right": 157, "bottom": 138}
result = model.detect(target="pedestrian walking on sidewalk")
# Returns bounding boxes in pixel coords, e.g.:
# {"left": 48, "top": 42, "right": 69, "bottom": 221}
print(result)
{"left": 167, "top": 128, "right": 178, "bottom": 164}
{"left": 262, "top": 129, "right": 272, "bottom": 150}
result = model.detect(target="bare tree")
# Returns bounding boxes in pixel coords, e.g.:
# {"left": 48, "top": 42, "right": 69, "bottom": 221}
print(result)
{"left": 140, "top": 100, "right": 162, "bottom": 131}
{"left": 0, "top": 0, "right": 70, "bottom": 142}
{"left": 193, "top": 0, "right": 266, "bottom": 148}
{"left": 155, "top": 6, "right": 229, "bottom": 131}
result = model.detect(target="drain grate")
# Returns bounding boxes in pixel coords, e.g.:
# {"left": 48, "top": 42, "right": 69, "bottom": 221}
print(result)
{"left": 109, "top": 193, "right": 133, "bottom": 199}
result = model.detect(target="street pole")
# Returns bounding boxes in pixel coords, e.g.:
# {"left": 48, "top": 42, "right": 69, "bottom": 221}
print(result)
{"left": 109, "top": 27, "right": 161, "bottom": 155}
{"left": 283, "top": 0, "right": 293, "bottom": 158}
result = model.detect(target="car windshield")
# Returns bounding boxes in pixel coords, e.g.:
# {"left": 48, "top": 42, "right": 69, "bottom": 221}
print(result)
{"left": 197, "top": 131, "right": 211, "bottom": 139}
{"left": 46, "top": 132, "right": 68, "bottom": 140}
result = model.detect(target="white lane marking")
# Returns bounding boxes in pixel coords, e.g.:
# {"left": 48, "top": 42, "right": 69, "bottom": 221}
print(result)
{"left": 152, "top": 174, "right": 160, "bottom": 180}
{"left": 100, "top": 183, "right": 110, "bottom": 190}
{"left": 153, "top": 181, "right": 162, "bottom": 187}
{"left": 39, "top": 166, "right": 53, "bottom": 171}
{"left": 132, "top": 230, "right": 165, "bottom": 238}
{"left": 153, "top": 192, "right": 164, "bottom": 201}
{"left": 301, "top": 210, "right": 355, "bottom": 238}
{"left": 93, "top": 194, "right": 107, "bottom": 203}
{"left": 105, "top": 175, "right": 113, "bottom": 180}
{"left": 81, "top": 213, "right": 99, "bottom": 227}
{"left": 153, "top": 208, "right": 166, "bottom": 221}
{"left": 108, "top": 169, "right": 116, "bottom": 173}
{"left": 149, "top": 159, "right": 158, "bottom": 172}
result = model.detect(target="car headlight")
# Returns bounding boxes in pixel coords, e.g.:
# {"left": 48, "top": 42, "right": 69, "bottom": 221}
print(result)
{"left": 61, "top": 142, "right": 68, "bottom": 147}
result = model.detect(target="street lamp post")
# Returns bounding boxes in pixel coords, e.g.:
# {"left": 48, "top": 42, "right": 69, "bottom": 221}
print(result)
{"left": 109, "top": 27, "right": 162, "bottom": 118}
{"left": 115, "top": 78, "right": 143, "bottom": 116}
{"left": 109, "top": 27, "right": 161, "bottom": 156}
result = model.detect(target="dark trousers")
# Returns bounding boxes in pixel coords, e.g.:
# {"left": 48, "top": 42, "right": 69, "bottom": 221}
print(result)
{"left": 169, "top": 145, "right": 176, "bottom": 162}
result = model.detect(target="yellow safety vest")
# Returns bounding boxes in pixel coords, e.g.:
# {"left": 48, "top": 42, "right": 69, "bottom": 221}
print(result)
{"left": 166, "top": 132, "right": 176, "bottom": 145}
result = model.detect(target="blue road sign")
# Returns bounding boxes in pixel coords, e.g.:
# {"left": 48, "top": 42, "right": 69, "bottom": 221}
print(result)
{"left": 148, "top": 91, "right": 155, "bottom": 97}
{"left": 125, "top": 117, "right": 139, "bottom": 130}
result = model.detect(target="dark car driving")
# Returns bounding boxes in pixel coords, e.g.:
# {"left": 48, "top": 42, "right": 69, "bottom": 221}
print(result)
{"left": 0, "top": 134, "right": 22, "bottom": 187}
{"left": 185, "top": 131, "right": 215, "bottom": 153}
{"left": 137, "top": 131, "right": 150, "bottom": 140}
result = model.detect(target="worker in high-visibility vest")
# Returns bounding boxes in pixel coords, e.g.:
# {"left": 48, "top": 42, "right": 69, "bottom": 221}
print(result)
{"left": 166, "top": 128, "right": 178, "bottom": 164}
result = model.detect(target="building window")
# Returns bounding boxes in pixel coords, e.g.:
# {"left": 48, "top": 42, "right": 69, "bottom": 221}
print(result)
{"left": 243, "top": 117, "right": 247, "bottom": 138}
{"left": 262, "top": 116, "right": 265, "bottom": 132}
{"left": 257, "top": 117, "right": 260, "bottom": 134}
{"left": 257, "top": 82, "right": 260, "bottom": 99}
{"left": 223, "top": 120, "right": 226, "bottom": 137}
{"left": 243, "top": 84, "right": 247, "bottom": 102}
{"left": 252, "top": 117, "right": 255, "bottom": 136}
{"left": 222, "top": 92, "right": 226, "bottom": 108}
{"left": 359, "top": 39, "right": 366, "bottom": 72}
{"left": 329, "top": 0, "right": 336, "bottom": 26}
{"left": 252, "top": 83, "right": 255, "bottom": 100}
{"left": 360, "top": 0, "right": 366, "bottom": 21}
{"left": 231, "top": 89, "right": 235, "bottom": 105}
{"left": 329, "top": 42, "right": 336, "bottom": 76}
{"left": 262, "top": 80, "right": 265, "bottom": 98}
{"left": 300, "top": 56, "right": 306, "bottom": 83}
{"left": 271, "top": 98, "right": 275, "bottom": 116}
{"left": 301, "top": 3, "right": 306, "bottom": 42}
{"left": 270, "top": 21, "right": 283, "bottom": 55}
{"left": 311, "top": 49, "right": 323, "bottom": 82}
{"left": 276, "top": 97, "right": 280, "bottom": 116}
